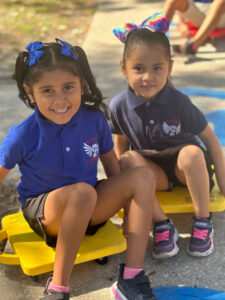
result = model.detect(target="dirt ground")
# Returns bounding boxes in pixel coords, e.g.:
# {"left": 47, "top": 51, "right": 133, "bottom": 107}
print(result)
{"left": 0, "top": 0, "right": 99, "bottom": 77}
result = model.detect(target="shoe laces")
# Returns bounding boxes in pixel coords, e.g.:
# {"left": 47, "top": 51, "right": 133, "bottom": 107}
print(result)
{"left": 192, "top": 227, "right": 209, "bottom": 240}
{"left": 154, "top": 230, "right": 169, "bottom": 243}
{"left": 192, "top": 219, "right": 212, "bottom": 241}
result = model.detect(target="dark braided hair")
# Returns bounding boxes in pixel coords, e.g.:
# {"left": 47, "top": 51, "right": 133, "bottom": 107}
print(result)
{"left": 12, "top": 41, "right": 109, "bottom": 118}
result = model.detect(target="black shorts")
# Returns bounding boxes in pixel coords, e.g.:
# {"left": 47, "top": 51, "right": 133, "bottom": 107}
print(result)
{"left": 22, "top": 183, "right": 106, "bottom": 248}
{"left": 136, "top": 143, "right": 214, "bottom": 191}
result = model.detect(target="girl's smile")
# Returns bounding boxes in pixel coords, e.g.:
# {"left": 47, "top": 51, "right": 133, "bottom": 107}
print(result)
{"left": 24, "top": 69, "right": 83, "bottom": 124}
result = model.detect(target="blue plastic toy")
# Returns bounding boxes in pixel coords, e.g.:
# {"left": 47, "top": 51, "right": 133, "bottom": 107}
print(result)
{"left": 153, "top": 286, "right": 225, "bottom": 300}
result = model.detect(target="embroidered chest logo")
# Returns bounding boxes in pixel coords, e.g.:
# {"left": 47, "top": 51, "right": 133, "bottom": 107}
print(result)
{"left": 83, "top": 137, "right": 99, "bottom": 162}
{"left": 162, "top": 121, "right": 181, "bottom": 137}
{"left": 84, "top": 143, "right": 99, "bottom": 158}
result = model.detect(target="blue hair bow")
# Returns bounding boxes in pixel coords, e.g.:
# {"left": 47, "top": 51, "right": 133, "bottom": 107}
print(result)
{"left": 55, "top": 38, "right": 77, "bottom": 60}
{"left": 25, "top": 39, "right": 77, "bottom": 67}
{"left": 25, "top": 41, "right": 44, "bottom": 66}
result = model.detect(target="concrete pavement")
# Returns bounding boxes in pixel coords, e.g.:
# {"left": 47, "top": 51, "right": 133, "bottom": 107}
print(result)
{"left": 0, "top": 0, "right": 225, "bottom": 299}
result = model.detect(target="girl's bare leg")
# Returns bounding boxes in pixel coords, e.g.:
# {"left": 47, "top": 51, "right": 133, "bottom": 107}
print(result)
{"left": 175, "top": 145, "right": 210, "bottom": 218}
{"left": 163, "top": 0, "right": 189, "bottom": 22}
{"left": 41, "top": 182, "right": 97, "bottom": 286}
{"left": 119, "top": 150, "right": 168, "bottom": 223}
{"left": 91, "top": 166, "right": 155, "bottom": 268}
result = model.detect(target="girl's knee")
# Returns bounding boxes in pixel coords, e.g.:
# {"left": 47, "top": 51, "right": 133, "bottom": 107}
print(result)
{"left": 178, "top": 145, "right": 205, "bottom": 169}
{"left": 120, "top": 150, "right": 144, "bottom": 170}
{"left": 166, "top": 0, "right": 188, "bottom": 10}
{"left": 131, "top": 166, "right": 156, "bottom": 190}
{"left": 64, "top": 182, "right": 97, "bottom": 210}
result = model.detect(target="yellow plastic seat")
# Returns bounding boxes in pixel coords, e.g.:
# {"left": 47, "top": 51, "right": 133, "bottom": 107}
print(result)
{"left": 117, "top": 176, "right": 225, "bottom": 217}
{"left": 0, "top": 212, "right": 126, "bottom": 276}
{"left": 156, "top": 179, "right": 225, "bottom": 214}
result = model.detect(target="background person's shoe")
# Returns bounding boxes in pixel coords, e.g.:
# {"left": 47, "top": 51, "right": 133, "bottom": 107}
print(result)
{"left": 172, "top": 39, "right": 198, "bottom": 55}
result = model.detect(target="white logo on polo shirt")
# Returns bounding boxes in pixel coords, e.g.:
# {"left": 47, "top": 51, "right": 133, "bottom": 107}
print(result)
{"left": 84, "top": 142, "right": 99, "bottom": 158}
{"left": 162, "top": 122, "right": 181, "bottom": 136}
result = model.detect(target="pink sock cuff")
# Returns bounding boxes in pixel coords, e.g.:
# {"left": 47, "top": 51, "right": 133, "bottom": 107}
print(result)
{"left": 48, "top": 282, "right": 69, "bottom": 293}
{"left": 123, "top": 266, "right": 143, "bottom": 279}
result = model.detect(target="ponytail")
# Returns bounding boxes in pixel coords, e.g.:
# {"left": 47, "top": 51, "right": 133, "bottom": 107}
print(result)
{"left": 12, "top": 51, "right": 36, "bottom": 109}
{"left": 74, "top": 46, "right": 109, "bottom": 119}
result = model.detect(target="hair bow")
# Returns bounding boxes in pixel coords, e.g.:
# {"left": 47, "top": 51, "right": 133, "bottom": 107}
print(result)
{"left": 55, "top": 38, "right": 77, "bottom": 60}
{"left": 113, "top": 12, "right": 169, "bottom": 43}
{"left": 25, "top": 41, "right": 45, "bottom": 66}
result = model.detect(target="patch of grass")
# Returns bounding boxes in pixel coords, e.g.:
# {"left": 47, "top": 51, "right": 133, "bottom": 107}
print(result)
{"left": 0, "top": 0, "right": 99, "bottom": 72}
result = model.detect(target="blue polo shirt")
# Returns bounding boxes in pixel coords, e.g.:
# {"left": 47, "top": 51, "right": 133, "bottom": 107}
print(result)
{"left": 109, "top": 85, "right": 207, "bottom": 151}
{"left": 194, "top": 0, "right": 212, "bottom": 3}
{"left": 0, "top": 106, "right": 113, "bottom": 208}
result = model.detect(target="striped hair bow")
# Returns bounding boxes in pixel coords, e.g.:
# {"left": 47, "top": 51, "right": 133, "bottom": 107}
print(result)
{"left": 113, "top": 12, "right": 169, "bottom": 43}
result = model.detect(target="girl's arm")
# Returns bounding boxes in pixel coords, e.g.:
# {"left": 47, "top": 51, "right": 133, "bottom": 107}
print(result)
{"left": 99, "top": 149, "right": 121, "bottom": 178}
{"left": 198, "top": 125, "right": 225, "bottom": 195}
{"left": 177, "top": 12, "right": 191, "bottom": 38}
{"left": 114, "top": 134, "right": 130, "bottom": 159}
{"left": 192, "top": 0, "right": 225, "bottom": 47}
{"left": 0, "top": 165, "right": 10, "bottom": 192}
{"left": 0, "top": 166, "right": 10, "bottom": 252}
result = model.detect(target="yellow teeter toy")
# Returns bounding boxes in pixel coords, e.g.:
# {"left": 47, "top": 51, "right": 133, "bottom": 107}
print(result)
{"left": 156, "top": 178, "right": 225, "bottom": 214}
{"left": 0, "top": 212, "right": 126, "bottom": 277}
{"left": 117, "top": 175, "right": 225, "bottom": 217}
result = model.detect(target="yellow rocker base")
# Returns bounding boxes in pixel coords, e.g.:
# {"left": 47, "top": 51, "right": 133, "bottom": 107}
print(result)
{"left": 156, "top": 182, "right": 225, "bottom": 214}
{"left": 0, "top": 212, "right": 126, "bottom": 276}
{"left": 117, "top": 178, "right": 225, "bottom": 217}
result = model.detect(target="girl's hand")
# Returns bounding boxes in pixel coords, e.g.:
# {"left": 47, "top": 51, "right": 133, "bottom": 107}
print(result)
{"left": 122, "top": 200, "right": 131, "bottom": 239}
{"left": 0, "top": 239, "right": 7, "bottom": 254}
{"left": 122, "top": 215, "right": 128, "bottom": 239}
{"left": 0, "top": 166, "right": 10, "bottom": 185}
{"left": 219, "top": 183, "right": 225, "bottom": 197}
{"left": 198, "top": 125, "right": 225, "bottom": 199}
{"left": 178, "top": 22, "right": 191, "bottom": 38}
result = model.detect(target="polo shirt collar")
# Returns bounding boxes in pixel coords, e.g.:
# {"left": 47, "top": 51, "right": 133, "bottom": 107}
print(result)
{"left": 34, "top": 106, "right": 81, "bottom": 139}
{"left": 126, "top": 85, "right": 169, "bottom": 110}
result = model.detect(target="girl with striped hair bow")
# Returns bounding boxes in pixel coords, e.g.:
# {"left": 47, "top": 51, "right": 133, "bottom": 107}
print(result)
{"left": 110, "top": 13, "right": 225, "bottom": 299}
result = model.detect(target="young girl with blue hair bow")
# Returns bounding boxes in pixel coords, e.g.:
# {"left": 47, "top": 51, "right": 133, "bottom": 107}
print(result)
{"left": 0, "top": 39, "right": 158, "bottom": 299}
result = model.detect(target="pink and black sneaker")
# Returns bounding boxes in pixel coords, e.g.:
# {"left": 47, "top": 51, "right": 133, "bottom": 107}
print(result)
{"left": 112, "top": 263, "right": 157, "bottom": 300}
{"left": 187, "top": 217, "right": 214, "bottom": 257}
{"left": 152, "top": 219, "right": 179, "bottom": 259}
